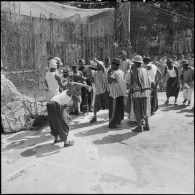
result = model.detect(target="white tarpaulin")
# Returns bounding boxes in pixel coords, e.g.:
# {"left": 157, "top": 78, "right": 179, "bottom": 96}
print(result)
{"left": 1, "top": 1, "right": 114, "bottom": 23}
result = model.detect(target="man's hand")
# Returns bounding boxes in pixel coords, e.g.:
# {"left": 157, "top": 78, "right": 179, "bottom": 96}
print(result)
{"left": 129, "top": 88, "right": 134, "bottom": 94}
{"left": 87, "top": 86, "right": 92, "bottom": 92}
{"left": 67, "top": 114, "right": 72, "bottom": 120}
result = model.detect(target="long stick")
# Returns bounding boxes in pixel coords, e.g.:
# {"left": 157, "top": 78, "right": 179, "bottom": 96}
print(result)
{"left": 129, "top": 87, "right": 152, "bottom": 94}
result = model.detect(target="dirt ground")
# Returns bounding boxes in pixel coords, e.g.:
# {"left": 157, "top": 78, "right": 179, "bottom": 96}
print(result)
{"left": 1, "top": 92, "right": 194, "bottom": 194}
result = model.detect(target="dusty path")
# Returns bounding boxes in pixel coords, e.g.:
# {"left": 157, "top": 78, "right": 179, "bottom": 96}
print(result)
{"left": 1, "top": 92, "right": 194, "bottom": 194}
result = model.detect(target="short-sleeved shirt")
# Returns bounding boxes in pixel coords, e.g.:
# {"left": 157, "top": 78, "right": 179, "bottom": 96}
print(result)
{"left": 180, "top": 67, "right": 194, "bottom": 87}
{"left": 92, "top": 70, "right": 109, "bottom": 95}
{"left": 146, "top": 63, "right": 158, "bottom": 83}
{"left": 131, "top": 68, "right": 151, "bottom": 98}
{"left": 109, "top": 69, "right": 127, "bottom": 99}
{"left": 45, "top": 71, "right": 60, "bottom": 99}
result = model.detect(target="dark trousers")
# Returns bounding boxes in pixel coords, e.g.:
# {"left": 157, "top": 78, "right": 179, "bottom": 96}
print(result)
{"left": 47, "top": 101, "right": 69, "bottom": 141}
{"left": 133, "top": 97, "right": 147, "bottom": 122}
{"left": 151, "top": 82, "right": 158, "bottom": 114}
{"left": 166, "top": 77, "right": 180, "bottom": 99}
{"left": 81, "top": 87, "right": 93, "bottom": 112}
{"left": 109, "top": 96, "right": 125, "bottom": 127}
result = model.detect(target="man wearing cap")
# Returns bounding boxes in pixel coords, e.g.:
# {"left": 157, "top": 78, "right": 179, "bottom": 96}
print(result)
{"left": 119, "top": 50, "right": 132, "bottom": 81}
{"left": 143, "top": 57, "right": 162, "bottom": 115}
{"left": 89, "top": 59, "right": 109, "bottom": 123}
{"left": 45, "top": 59, "right": 68, "bottom": 101}
{"left": 180, "top": 60, "right": 194, "bottom": 106}
{"left": 47, "top": 82, "right": 91, "bottom": 146}
{"left": 130, "top": 55, "right": 151, "bottom": 132}
{"left": 162, "top": 58, "right": 180, "bottom": 105}
{"left": 108, "top": 58, "right": 127, "bottom": 128}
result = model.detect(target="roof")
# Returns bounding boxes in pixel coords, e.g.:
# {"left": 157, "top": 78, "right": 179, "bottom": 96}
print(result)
{"left": 1, "top": 1, "right": 114, "bottom": 22}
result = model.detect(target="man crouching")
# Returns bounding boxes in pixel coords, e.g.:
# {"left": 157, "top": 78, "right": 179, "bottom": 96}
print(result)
{"left": 47, "top": 82, "right": 91, "bottom": 147}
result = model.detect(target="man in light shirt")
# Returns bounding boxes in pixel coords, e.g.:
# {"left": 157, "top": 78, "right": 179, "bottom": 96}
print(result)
{"left": 180, "top": 60, "right": 194, "bottom": 106}
{"left": 108, "top": 58, "right": 127, "bottom": 128}
{"left": 47, "top": 82, "right": 91, "bottom": 147}
{"left": 130, "top": 55, "right": 151, "bottom": 132}
{"left": 45, "top": 59, "right": 68, "bottom": 101}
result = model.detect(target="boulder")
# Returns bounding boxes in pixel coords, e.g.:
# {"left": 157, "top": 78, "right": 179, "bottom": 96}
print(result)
{"left": 1, "top": 73, "right": 47, "bottom": 133}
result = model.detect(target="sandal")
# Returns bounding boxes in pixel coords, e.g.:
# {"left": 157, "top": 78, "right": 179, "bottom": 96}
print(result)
{"left": 132, "top": 126, "right": 143, "bottom": 133}
{"left": 64, "top": 140, "right": 75, "bottom": 147}
{"left": 143, "top": 125, "right": 150, "bottom": 131}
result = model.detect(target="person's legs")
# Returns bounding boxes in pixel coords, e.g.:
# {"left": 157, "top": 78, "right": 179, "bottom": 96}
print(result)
{"left": 108, "top": 96, "right": 113, "bottom": 121}
{"left": 109, "top": 96, "right": 124, "bottom": 128}
{"left": 116, "top": 96, "right": 125, "bottom": 125}
{"left": 165, "top": 78, "right": 171, "bottom": 105}
{"left": 132, "top": 98, "right": 146, "bottom": 132}
{"left": 151, "top": 82, "right": 157, "bottom": 114}
{"left": 90, "top": 94, "right": 101, "bottom": 123}
{"left": 187, "top": 88, "right": 193, "bottom": 105}
{"left": 90, "top": 110, "right": 97, "bottom": 123}
{"left": 81, "top": 87, "right": 88, "bottom": 112}
{"left": 47, "top": 102, "right": 59, "bottom": 142}
{"left": 72, "top": 94, "right": 82, "bottom": 115}
{"left": 174, "top": 86, "right": 180, "bottom": 104}
{"left": 53, "top": 102, "right": 74, "bottom": 147}
{"left": 86, "top": 89, "right": 93, "bottom": 112}
{"left": 165, "top": 95, "right": 169, "bottom": 105}
{"left": 183, "top": 88, "right": 188, "bottom": 103}
{"left": 143, "top": 116, "right": 150, "bottom": 131}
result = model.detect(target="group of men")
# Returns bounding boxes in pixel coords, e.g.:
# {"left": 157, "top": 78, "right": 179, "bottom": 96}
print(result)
{"left": 45, "top": 51, "right": 194, "bottom": 147}
{"left": 151, "top": 53, "right": 194, "bottom": 91}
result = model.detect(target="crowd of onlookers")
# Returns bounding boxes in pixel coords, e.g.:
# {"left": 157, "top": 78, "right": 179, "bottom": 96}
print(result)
{"left": 147, "top": 52, "right": 194, "bottom": 91}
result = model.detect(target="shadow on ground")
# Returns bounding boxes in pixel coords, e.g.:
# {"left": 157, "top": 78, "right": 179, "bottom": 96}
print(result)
{"left": 74, "top": 119, "right": 135, "bottom": 137}
{"left": 20, "top": 142, "right": 62, "bottom": 158}
{"left": 69, "top": 119, "right": 108, "bottom": 131}
{"left": 160, "top": 104, "right": 188, "bottom": 112}
{"left": 2, "top": 127, "right": 53, "bottom": 152}
{"left": 176, "top": 108, "right": 194, "bottom": 114}
{"left": 92, "top": 132, "right": 139, "bottom": 145}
